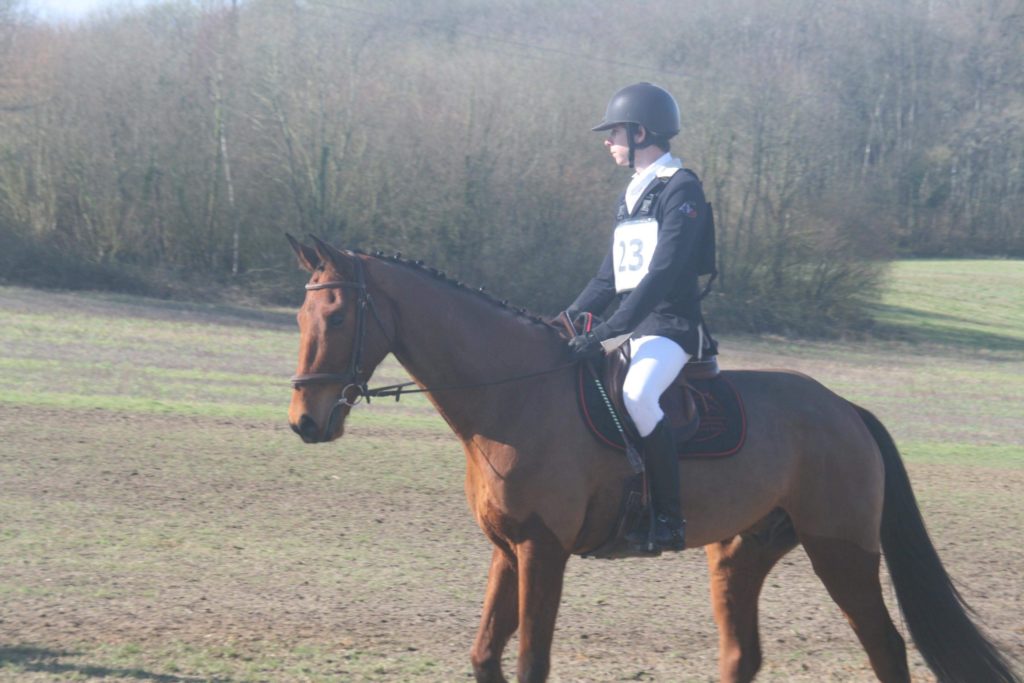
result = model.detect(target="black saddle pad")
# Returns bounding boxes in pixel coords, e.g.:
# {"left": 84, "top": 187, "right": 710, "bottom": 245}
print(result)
{"left": 577, "top": 367, "right": 746, "bottom": 459}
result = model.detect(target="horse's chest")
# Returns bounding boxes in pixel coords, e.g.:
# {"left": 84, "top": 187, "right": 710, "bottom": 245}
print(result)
{"left": 464, "top": 480, "right": 535, "bottom": 546}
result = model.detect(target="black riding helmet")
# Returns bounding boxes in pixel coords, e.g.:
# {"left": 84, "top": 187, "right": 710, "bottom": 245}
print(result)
{"left": 593, "top": 82, "right": 680, "bottom": 167}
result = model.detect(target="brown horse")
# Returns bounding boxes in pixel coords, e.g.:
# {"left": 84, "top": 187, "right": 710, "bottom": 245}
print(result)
{"left": 285, "top": 236, "right": 1019, "bottom": 683}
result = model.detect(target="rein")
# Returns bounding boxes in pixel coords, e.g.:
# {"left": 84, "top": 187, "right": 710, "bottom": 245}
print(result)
{"left": 291, "top": 257, "right": 576, "bottom": 411}
{"left": 357, "top": 361, "right": 577, "bottom": 402}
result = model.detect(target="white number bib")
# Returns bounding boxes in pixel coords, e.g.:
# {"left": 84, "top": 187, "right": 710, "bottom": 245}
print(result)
{"left": 613, "top": 218, "right": 658, "bottom": 292}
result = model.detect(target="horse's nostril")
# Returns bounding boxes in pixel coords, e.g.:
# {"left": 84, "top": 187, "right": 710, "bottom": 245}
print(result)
{"left": 298, "top": 414, "right": 319, "bottom": 442}
{"left": 290, "top": 421, "right": 302, "bottom": 436}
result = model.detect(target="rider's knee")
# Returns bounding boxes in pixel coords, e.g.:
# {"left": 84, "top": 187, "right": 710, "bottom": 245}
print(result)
{"left": 623, "top": 390, "right": 661, "bottom": 437}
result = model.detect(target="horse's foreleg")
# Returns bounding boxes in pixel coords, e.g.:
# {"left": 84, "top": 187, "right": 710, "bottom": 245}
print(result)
{"left": 514, "top": 525, "right": 570, "bottom": 683}
{"left": 706, "top": 523, "right": 797, "bottom": 683}
{"left": 471, "top": 545, "right": 520, "bottom": 683}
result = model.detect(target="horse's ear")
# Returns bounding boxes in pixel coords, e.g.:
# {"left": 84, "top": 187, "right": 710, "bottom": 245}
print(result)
{"left": 286, "top": 233, "right": 320, "bottom": 273}
{"left": 308, "top": 235, "right": 351, "bottom": 276}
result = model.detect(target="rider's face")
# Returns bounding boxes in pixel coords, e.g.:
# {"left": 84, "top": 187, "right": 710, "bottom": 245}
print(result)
{"left": 603, "top": 125, "right": 635, "bottom": 167}
{"left": 604, "top": 125, "right": 628, "bottom": 166}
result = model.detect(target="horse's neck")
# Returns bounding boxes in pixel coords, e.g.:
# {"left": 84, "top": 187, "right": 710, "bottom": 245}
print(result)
{"left": 372, "top": 261, "right": 564, "bottom": 438}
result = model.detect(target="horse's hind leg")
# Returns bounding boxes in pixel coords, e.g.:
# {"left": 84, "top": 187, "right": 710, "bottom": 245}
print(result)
{"left": 471, "top": 545, "right": 520, "bottom": 683}
{"left": 706, "top": 511, "right": 798, "bottom": 683}
{"left": 801, "top": 534, "right": 910, "bottom": 683}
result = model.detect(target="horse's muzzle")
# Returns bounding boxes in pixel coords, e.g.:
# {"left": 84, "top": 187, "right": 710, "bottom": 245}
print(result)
{"left": 292, "top": 414, "right": 323, "bottom": 443}
{"left": 290, "top": 400, "right": 350, "bottom": 443}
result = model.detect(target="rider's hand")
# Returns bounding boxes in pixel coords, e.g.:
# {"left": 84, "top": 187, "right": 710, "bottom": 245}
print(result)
{"left": 567, "top": 331, "right": 603, "bottom": 359}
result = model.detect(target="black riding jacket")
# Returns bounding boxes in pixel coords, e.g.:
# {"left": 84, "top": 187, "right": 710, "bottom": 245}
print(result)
{"left": 569, "top": 168, "right": 708, "bottom": 354}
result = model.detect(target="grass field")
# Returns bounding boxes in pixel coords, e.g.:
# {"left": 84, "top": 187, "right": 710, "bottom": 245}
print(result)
{"left": 873, "top": 259, "right": 1024, "bottom": 352}
{"left": 0, "top": 259, "right": 1021, "bottom": 682}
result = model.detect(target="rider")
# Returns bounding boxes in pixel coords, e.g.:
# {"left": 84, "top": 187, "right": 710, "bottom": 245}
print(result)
{"left": 564, "top": 82, "right": 715, "bottom": 553}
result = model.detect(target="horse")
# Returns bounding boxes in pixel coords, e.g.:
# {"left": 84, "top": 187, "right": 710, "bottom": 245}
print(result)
{"left": 285, "top": 235, "right": 1020, "bottom": 683}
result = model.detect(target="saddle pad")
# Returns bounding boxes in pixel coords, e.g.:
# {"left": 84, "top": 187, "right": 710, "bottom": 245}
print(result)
{"left": 577, "top": 368, "right": 746, "bottom": 459}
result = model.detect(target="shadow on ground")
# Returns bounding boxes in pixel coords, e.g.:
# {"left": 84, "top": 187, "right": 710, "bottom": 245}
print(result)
{"left": 871, "top": 304, "right": 1023, "bottom": 353}
{"left": 0, "top": 645, "right": 227, "bottom": 682}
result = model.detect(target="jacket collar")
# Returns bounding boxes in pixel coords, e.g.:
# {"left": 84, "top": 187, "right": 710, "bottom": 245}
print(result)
{"left": 624, "top": 152, "right": 683, "bottom": 215}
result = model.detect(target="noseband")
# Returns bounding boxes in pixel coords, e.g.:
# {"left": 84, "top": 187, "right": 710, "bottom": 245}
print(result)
{"left": 290, "top": 256, "right": 386, "bottom": 413}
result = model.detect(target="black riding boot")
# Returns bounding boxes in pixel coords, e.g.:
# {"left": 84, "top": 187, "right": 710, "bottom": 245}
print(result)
{"left": 627, "top": 420, "right": 687, "bottom": 552}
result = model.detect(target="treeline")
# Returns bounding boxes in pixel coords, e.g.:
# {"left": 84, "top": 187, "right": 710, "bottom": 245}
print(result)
{"left": 0, "top": 0, "right": 1021, "bottom": 334}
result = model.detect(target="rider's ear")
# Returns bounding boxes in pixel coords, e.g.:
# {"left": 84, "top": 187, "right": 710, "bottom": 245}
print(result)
{"left": 286, "top": 233, "right": 320, "bottom": 272}
{"left": 633, "top": 125, "right": 647, "bottom": 145}
{"left": 308, "top": 234, "right": 351, "bottom": 277}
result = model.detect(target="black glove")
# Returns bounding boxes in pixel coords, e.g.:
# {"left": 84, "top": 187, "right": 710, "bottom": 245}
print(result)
{"left": 567, "top": 331, "right": 603, "bottom": 359}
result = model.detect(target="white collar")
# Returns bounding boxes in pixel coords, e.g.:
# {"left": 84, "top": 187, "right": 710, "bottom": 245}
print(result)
{"left": 624, "top": 152, "right": 683, "bottom": 214}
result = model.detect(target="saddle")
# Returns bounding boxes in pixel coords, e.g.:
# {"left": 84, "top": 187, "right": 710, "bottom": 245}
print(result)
{"left": 601, "top": 343, "right": 720, "bottom": 445}
{"left": 560, "top": 313, "right": 745, "bottom": 458}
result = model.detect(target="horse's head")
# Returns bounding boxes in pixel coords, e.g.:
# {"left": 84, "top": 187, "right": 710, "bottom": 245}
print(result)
{"left": 286, "top": 235, "right": 394, "bottom": 443}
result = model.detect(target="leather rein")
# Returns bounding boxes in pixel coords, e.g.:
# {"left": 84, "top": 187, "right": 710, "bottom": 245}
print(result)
{"left": 289, "top": 258, "right": 575, "bottom": 411}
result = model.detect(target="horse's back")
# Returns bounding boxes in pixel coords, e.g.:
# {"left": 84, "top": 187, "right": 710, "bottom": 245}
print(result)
{"left": 684, "top": 369, "right": 885, "bottom": 551}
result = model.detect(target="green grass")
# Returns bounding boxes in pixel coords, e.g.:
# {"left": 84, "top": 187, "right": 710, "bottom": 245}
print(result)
{"left": 0, "top": 387, "right": 442, "bottom": 429}
{"left": 0, "top": 284, "right": 437, "bottom": 426}
{"left": 902, "top": 442, "right": 1024, "bottom": 468}
{"left": 2, "top": 260, "right": 1020, "bottom": 429}
{"left": 0, "top": 641, "right": 444, "bottom": 682}
{"left": 872, "top": 259, "right": 1024, "bottom": 352}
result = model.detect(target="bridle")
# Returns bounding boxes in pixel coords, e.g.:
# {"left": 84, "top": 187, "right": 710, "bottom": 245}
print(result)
{"left": 290, "top": 256, "right": 389, "bottom": 416}
{"left": 290, "top": 254, "right": 578, "bottom": 436}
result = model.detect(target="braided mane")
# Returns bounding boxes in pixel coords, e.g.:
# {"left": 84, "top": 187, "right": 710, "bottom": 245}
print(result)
{"left": 359, "top": 249, "right": 558, "bottom": 331}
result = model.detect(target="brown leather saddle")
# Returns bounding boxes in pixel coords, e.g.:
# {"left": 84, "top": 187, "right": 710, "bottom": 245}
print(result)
{"left": 557, "top": 312, "right": 727, "bottom": 449}
{"left": 600, "top": 342, "right": 720, "bottom": 444}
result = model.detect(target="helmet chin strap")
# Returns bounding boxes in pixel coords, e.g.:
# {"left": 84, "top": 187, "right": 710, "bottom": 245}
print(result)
{"left": 626, "top": 123, "right": 657, "bottom": 169}
{"left": 627, "top": 123, "right": 637, "bottom": 169}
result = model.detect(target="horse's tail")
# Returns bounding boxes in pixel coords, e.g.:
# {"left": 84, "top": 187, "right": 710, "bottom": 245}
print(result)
{"left": 853, "top": 404, "right": 1021, "bottom": 683}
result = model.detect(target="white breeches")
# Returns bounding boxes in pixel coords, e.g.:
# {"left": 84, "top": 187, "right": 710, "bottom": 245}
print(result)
{"left": 622, "top": 335, "right": 691, "bottom": 437}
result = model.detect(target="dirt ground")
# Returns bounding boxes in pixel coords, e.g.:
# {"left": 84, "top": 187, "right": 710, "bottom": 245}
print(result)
{"left": 1, "top": 283, "right": 1021, "bottom": 681}
{"left": 2, "top": 402, "right": 1022, "bottom": 682}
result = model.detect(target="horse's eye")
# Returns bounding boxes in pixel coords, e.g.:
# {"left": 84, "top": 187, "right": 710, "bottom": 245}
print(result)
{"left": 328, "top": 312, "right": 346, "bottom": 328}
